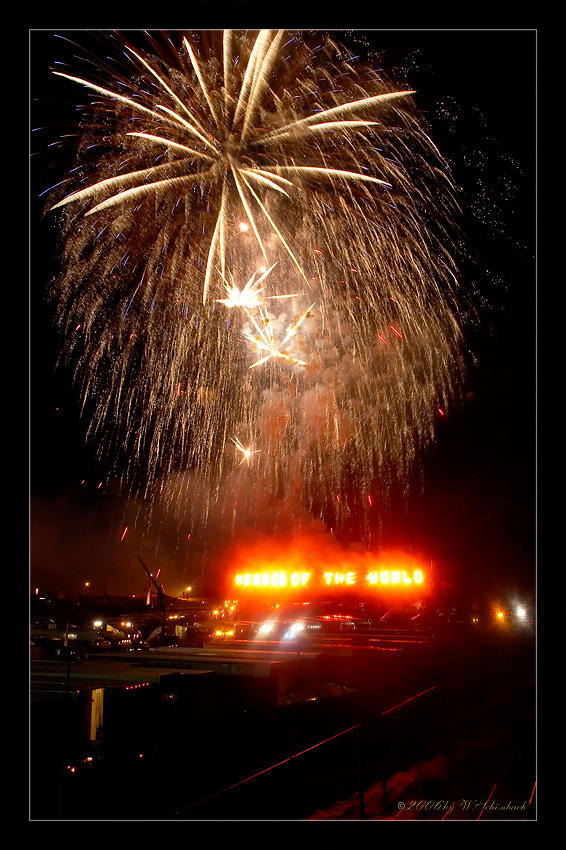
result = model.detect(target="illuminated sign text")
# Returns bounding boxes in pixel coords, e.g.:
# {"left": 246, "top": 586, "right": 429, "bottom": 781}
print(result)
{"left": 234, "top": 569, "right": 424, "bottom": 591}
{"left": 235, "top": 571, "right": 311, "bottom": 588}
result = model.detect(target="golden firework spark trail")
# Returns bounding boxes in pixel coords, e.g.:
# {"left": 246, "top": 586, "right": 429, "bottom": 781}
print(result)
{"left": 42, "top": 29, "right": 468, "bottom": 544}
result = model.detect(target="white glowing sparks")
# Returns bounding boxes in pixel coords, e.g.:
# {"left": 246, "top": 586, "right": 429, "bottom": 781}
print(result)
{"left": 231, "top": 436, "right": 260, "bottom": 465}
{"left": 216, "top": 263, "right": 278, "bottom": 310}
{"left": 243, "top": 301, "right": 314, "bottom": 368}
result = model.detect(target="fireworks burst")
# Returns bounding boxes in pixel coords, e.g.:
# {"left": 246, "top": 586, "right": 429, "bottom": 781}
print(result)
{"left": 41, "top": 30, "right": 467, "bottom": 543}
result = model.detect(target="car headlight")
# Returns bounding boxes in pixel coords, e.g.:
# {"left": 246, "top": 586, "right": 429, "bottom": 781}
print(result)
{"left": 284, "top": 622, "right": 304, "bottom": 639}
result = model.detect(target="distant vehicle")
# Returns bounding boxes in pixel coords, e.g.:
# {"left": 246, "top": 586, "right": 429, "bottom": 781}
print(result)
{"left": 31, "top": 617, "right": 58, "bottom": 630}
{"left": 30, "top": 620, "right": 117, "bottom": 655}
{"left": 113, "top": 628, "right": 145, "bottom": 651}
{"left": 145, "top": 629, "right": 179, "bottom": 649}
{"left": 316, "top": 614, "right": 363, "bottom": 632}
{"left": 209, "top": 621, "right": 262, "bottom": 640}
{"left": 252, "top": 615, "right": 360, "bottom": 643}
{"left": 490, "top": 602, "right": 535, "bottom": 629}
{"left": 211, "top": 624, "right": 238, "bottom": 639}
{"left": 55, "top": 644, "right": 79, "bottom": 662}
{"left": 79, "top": 636, "right": 113, "bottom": 652}
{"left": 145, "top": 617, "right": 211, "bottom": 649}
{"left": 254, "top": 619, "right": 307, "bottom": 642}
{"left": 31, "top": 636, "right": 64, "bottom": 658}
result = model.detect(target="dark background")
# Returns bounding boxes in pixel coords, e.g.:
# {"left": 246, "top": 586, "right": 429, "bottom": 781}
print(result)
{"left": 29, "top": 28, "right": 536, "bottom": 599}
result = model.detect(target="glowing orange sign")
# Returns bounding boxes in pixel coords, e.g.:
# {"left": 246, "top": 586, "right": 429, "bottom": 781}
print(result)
{"left": 234, "top": 568, "right": 424, "bottom": 591}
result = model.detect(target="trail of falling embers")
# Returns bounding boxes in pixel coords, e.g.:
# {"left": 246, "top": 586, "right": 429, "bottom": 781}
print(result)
{"left": 43, "top": 29, "right": 469, "bottom": 546}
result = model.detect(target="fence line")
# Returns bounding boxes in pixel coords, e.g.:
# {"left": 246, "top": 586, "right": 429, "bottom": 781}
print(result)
{"left": 176, "top": 684, "right": 441, "bottom": 817}
{"left": 381, "top": 685, "right": 438, "bottom": 716}
{"left": 380, "top": 683, "right": 440, "bottom": 801}
{"left": 175, "top": 722, "right": 360, "bottom": 816}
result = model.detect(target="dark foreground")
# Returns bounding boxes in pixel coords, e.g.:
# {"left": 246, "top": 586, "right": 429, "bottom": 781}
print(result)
{"left": 30, "top": 624, "right": 535, "bottom": 821}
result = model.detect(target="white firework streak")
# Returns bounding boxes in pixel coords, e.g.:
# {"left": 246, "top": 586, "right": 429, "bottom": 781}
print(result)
{"left": 244, "top": 301, "right": 315, "bottom": 368}
{"left": 216, "top": 262, "right": 300, "bottom": 310}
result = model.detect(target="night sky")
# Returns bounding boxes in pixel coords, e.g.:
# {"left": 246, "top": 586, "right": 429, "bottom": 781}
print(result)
{"left": 29, "top": 28, "right": 536, "bottom": 599}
